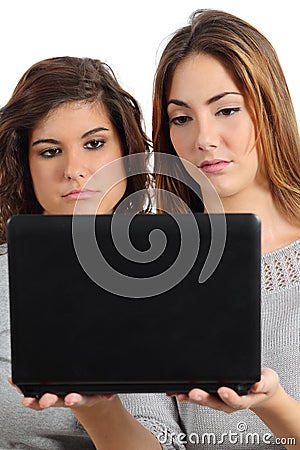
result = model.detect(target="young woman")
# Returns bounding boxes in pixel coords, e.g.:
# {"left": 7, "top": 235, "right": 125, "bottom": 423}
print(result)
{"left": 0, "top": 55, "right": 152, "bottom": 449}
{"left": 12, "top": 11, "right": 300, "bottom": 450}
{"left": 149, "top": 8, "right": 300, "bottom": 448}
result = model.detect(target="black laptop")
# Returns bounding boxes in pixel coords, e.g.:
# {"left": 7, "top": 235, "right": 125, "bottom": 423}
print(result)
{"left": 7, "top": 213, "right": 261, "bottom": 397}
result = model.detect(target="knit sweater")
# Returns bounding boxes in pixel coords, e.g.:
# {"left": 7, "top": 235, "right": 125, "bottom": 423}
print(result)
{"left": 120, "top": 239, "right": 300, "bottom": 449}
{"left": 0, "top": 245, "right": 95, "bottom": 449}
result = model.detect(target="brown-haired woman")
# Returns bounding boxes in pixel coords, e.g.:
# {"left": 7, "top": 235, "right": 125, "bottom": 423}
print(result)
{"left": 150, "top": 8, "right": 300, "bottom": 449}
{"left": 0, "top": 55, "right": 153, "bottom": 449}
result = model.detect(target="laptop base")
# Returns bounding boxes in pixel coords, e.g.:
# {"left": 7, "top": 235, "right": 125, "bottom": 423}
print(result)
{"left": 18, "top": 381, "right": 257, "bottom": 398}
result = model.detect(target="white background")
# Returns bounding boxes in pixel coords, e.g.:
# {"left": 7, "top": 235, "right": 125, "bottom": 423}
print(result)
{"left": 1, "top": 0, "right": 298, "bottom": 134}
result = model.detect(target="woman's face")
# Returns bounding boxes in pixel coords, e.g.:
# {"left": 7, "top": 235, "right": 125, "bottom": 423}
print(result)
{"left": 29, "top": 101, "right": 126, "bottom": 215}
{"left": 167, "top": 54, "right": 265, "bottom": 200}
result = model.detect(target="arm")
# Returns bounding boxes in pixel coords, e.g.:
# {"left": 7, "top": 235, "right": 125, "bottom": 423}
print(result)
{"left": 22, "top": 393, "right": 161, "bottom": 450}
{"left": 174, "top": 368, "right": 300, "bottom": 450}
{"left": 18, "top": 388, "right": 185, "bottom": 450}
{"left": 70, "top": 395, "right": 161, "bottom": 450}
{"left": 252, "top": 385, "right": 300, "bottom": 449}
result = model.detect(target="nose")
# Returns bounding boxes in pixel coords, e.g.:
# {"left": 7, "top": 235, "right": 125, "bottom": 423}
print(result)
{"left": 195, "top": 116, "right": 219, "bottom": 151}
{"left": 63, "top": 151, "right": 88, "bottom": 181}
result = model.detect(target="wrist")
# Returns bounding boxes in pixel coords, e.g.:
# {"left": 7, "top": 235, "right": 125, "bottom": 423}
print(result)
{"left": 71, "top": 394, "right": 120, "bottom": 417}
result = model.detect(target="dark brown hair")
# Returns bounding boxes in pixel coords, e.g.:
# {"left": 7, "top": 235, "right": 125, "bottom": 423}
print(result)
{"left": 153, "top": 9, "right": 300, "bottom": 220}
{"left": 0, "top": 56, "right": 151, "bottom": 243}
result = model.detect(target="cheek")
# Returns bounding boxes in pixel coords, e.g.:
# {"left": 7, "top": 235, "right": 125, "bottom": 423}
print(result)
{"left": 31, "top": 164, "right": 55, "bottom": 188}
{"left": 117, "top": 179, "right": 127, "bottom": 195}
{"left": 248, "top": 147, "right": 260, "bottom": 174}
{"left": 29, "top": 161, "right": 60, "bottom": 202}
{"left": 98, "top": 179, "right": 127, "bottom": 214}
{"left": 230, "top": 119, "right": 255, "bottom": 156}
{"left": 29, "top": 163, "right": 45, "bottom": 190}
{"left": 170, "top": 129, "right": 191, "bottom": 157}
{"left": 94, "top": 145, "right": 124, "bottom": 171}
{"left": 90, "top": 156, "right": 126, "bottom": 197}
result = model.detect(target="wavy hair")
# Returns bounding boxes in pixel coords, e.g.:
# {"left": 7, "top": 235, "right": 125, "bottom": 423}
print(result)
{"left": 153, "top": 9, "right": 300, "bottom": 221}
{"left": 0, "top": 56, "right": 151, "bottom": 243}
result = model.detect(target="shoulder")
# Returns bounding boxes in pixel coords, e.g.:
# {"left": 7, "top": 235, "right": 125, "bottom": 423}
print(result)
{"left": 0, "top": 243, "right": 7, "bottom": 254}
{"left": 263, "top": 237, "right": 300, "bottom": 259}
{"left": 0, "top": 245, "right": 8, "bottom": 279}
{"left": 0, "top": 245, "right": 8, "bottom": 263}
{"left": 262, "top": 239, "right": 300, "bottom": 294}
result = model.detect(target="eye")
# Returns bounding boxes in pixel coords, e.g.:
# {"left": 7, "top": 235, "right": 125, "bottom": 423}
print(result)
{"left": 84, "top": 139, "right": 105, "bottom": 150}
{"left": 40, "top": 147, "right": 61, "bottom": 158}
{"left": 169, "top": 116, "right": 192, "bottom": 126}
{"left": 216, "top": 107, "right": 241, "bottom": 117}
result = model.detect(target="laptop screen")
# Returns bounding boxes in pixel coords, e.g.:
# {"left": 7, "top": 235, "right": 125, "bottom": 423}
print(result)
{"left": 7, "top": 213, "right": 261, "bottom": 396}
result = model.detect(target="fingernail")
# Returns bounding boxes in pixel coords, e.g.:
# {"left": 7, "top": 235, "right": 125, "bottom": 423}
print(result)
{"left": 65, "top": 400, "right": 74, "bottom": 407}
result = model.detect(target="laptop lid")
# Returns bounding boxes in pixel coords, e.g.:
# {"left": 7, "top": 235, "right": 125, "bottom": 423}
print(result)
{"left": 7, "top": 213, "right": 261, "bottom": 397}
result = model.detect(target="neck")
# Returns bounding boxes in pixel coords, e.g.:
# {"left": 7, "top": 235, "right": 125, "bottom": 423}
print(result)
{"left": 217, "top": 187, "right": 300, "bottom": 254}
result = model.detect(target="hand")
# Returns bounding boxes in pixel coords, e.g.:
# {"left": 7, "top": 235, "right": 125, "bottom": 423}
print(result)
{"left": 172, "top": 368, "right": 280, "bottom": 414}
{"left": 8, "top": 377, "right": 115, "bottom": 411}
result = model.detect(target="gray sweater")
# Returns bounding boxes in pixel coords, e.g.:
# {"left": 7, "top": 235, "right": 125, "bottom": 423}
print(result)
{"left": 120, "top": 239, "right": 300, "bottom": 449}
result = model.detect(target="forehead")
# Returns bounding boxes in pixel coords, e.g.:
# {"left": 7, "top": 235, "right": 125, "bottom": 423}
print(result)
{"left": 41, "top": 100, "right": 110, "bottom": 124}
{"left": 168, "top": 54, "right": 240, "bottom": 100}
{"left": 31, "top": 100, "right": 113, "bottom": 137}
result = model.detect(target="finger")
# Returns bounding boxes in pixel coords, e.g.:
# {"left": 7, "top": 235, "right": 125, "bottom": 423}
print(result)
{"left": 65, "top": 393, "right": 115, "bottom": 408}
{"left": 64, "top": 393, "right": 84, "bottom": 407}
{"left": 217, "top": 386, "right": 268, "bottom": 410}
{"left": 217, "top": 387, "right": 249, "bottom": 408}
{"left": 22, "top": 397, "right": 44, "bottom": 411}
{"left": 188, "top": 388, "right": 221, "bottom": 405}
{"left": 8, "top": 377, "right": 23, "bottom": 395}
{"left": 186, "top": 389, "right": 235, "bottom": 413}
{"left": 183, "top": 389, "right": 232, "bottom": 412}
{"left": 174, "top": 393, "right": 190, "bottom": 402}
{"left": 252, "top": 368, "right": 278, "bottom": 394}
{"left": 250, "top": 378, "right": 265, "bottom": 394}
{"left": 38, "top": 393, "right": 63, "bottom": 409}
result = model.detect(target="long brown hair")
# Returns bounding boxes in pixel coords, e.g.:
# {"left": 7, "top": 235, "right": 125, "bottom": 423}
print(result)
{"left": 153, "top": 9, "right": 300, "bottom": 221}
{"left": 0, "top": 56, "right": 151, "bottom": 243}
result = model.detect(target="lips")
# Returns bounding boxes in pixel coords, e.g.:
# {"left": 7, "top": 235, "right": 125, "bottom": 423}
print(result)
{"left": 199, "top": 159, "right": 231, "bottom": 174}
{"left": 62, "top": 189, "right": 99, "bottom": 200}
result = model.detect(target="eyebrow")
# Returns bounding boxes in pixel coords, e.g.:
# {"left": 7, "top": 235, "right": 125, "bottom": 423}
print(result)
{"left": 81, "top": 126, "right": 109, "bottom": 139}
{"left": 167, "top": 91, "right": 242, "bottom": 109}
{"left": 32, "top": 126, "right": 109, "bottom": 146}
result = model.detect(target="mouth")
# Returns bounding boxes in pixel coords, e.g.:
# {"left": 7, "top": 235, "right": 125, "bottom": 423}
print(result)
{"left": 62, "top": 189, "right": 99, "bottom": 200}
{"left": 199, "top": 159, "right": 231, "bottom": 174}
